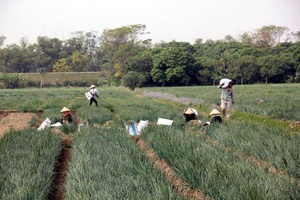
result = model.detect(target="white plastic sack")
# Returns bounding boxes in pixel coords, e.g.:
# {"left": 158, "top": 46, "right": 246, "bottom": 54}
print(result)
{"left": 50, "top": 122, "right": 62, "bottom": 127}
{"left": 219, "top": 78, "right": 232, "bottom": 88}
{"left": 85, "top": 92, "right": 93, "bottom": 100}
{"left": 38, "top": 118, "right": 51, "bottom": 131}
{"left": 125, "top": 121, "right": 140, "bottom": 136}
{"left": 157, "top": 118, "right": 174, "bottom": 126}
{"left": 137, "top": 120, "right": 149, "bottom": 133}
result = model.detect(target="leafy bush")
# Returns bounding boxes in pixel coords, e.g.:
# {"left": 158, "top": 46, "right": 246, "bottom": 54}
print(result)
{"left": 0, "top": 73, "right": 25, "bottom": 88}
{"left": 121, "top": 71, "right": 145, "bottom": 91}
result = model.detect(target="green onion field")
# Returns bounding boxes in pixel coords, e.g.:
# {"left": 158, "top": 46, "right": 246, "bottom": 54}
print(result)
{"left": 0, "top": 84, "right": 299, "bottom": 199}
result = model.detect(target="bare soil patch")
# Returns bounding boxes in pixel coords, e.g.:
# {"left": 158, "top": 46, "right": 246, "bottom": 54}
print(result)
{"left": 0, "top": 110, "right": 38, "bottom": 139}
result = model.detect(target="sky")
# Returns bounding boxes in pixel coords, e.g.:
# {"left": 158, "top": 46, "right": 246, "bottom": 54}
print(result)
{"left": 1, "top": 0, "right": 300, "bottom": 45}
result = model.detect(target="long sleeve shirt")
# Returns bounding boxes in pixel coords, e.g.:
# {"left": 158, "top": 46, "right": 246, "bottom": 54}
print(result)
{"left": 220, "top": 88, "right": 233, "bottom": 101}
{"left": 90, "top": 88, "right": 99, "bottom": 97}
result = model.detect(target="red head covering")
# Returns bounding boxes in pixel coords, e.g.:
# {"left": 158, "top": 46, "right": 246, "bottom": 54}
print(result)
{"left": 63, "top": 111, "right": 70, "bottom": 117}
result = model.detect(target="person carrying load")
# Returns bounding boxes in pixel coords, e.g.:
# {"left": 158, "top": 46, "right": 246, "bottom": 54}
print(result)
{"left": 85, "top": 85, "right": 100, "bottom": 107}
{"left": 218, "top": 78, "right": 234, "bottom": 119}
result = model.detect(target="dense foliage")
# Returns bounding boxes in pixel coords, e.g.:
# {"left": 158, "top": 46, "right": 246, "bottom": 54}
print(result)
{"left": 1, "top": 24, "right": 300, "bottom": 88}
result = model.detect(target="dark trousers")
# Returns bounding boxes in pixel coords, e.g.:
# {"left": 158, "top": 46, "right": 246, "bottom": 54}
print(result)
{"left": 90, "top": 97, "right": 98, "bottom": 107}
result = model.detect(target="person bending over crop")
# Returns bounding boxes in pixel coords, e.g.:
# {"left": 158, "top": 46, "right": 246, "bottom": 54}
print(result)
{"left": 182, "top": 107, "right": 198, "bottom": 123}
{"left": 60, "top": 107, "right": 73, "bottom": 123}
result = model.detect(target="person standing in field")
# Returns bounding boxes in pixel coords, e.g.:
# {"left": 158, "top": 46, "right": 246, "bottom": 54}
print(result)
{"left": 88, "top": 85, "right": 99, "bottom": 107}
{"left": 218, "top": 79, "right": 234, "bottom": 119}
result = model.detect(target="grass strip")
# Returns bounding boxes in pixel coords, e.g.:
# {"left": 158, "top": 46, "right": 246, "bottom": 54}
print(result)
{"left": 205, "top": 121, "right": 300, "bottom": 179}
{"left": 0, "top": 129, "right": 62, "bottom": 199}
{"left": 64, "top": 126, "right": 184, "bottom": 199}
{"left": 141, "top": 125, "right": 299, "bottom": 199}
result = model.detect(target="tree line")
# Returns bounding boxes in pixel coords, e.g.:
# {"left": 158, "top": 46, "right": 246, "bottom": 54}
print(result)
{"left": 0, "top": 24, "right": 300, "bottom": 89}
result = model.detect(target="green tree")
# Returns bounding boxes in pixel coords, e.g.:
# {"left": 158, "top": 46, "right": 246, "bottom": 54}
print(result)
{"left": 0, "top": 35, "right": 6, "bottom": 47}
{"left": 276, "top": 52, "right": 296, "bottom": 83}
{"left": 239, "top": 32, "right": 253, "bottom": 45}
{"left": 257, "top": 53, "right": 294, "bottom": 83}
{"left": 252, "top": 25, "right": 289, "bottom": 47}
{"left": 194, "top": 38, "right": 203, "bottom": 45}
{"left": 18, "top": 37, "right": 37, "bottom": 72}
{"left": 151, "top": 45, "right": 194, "bottom": 86}
{"left": 84, "top": 31, "right": 101, "bottom": 71}
{"left": 292, "top": 44, "right": 300, "bottom": 81}
{"left": 53, "top": 58, "right": 72, "bottom": 72}
{"left": 121, "top": 71, "right": 145, "bottom": 91}
{"left": 1, "top": 44, "right": 23, "bottom": 72}
{"left": 258, "top": 55, "right": 275, "bottom": 83}
{"left": 100, "top": 24, "right": 150, "bottom": 80}
{"left": 231, "top": 55, "right": 258, "bottom": 84}
{"left": 36, "top": 36, "right": 63, "bottom": 71}
{"left": 194, "top": 56, "right": 216, "bottom": 85}
{"left": 71, "top": 50, "right": 89, "bottom": 72}
{"left": 224, "top": 35, "right": 236, "bottom": 43}
{"left": 151, "top": 68, "right": 166, "bottom": 86}
{"left": 62, "top": 31, "right": 85, "bottom": 59}
{"left": 126, "top": 50, "right": 154, "bottom": 84}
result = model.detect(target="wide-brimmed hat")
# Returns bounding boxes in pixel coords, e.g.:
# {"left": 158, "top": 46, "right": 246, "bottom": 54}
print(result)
{"left": 210, "top": 109, "right": 220, "bottom": 115}
{"left": 184, "top": 108, "right": 195, "bottom": 115}
{"left": 60, "top": 107, "right": 70, "bottom": 112}
{"left": 90, "top": 85, "right": 96, "bottom": 88}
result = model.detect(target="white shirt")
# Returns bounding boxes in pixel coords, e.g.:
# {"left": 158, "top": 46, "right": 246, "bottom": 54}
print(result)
{"left": 90, "top": 88, "right": 98, "bottom": 96}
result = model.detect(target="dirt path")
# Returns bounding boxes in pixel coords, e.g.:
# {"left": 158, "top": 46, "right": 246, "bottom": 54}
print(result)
{"left": 139, "top": 90, "right": 205, "bottom": 106}
{"left": 47, "top": 135, "right": 73, "bottom": 200}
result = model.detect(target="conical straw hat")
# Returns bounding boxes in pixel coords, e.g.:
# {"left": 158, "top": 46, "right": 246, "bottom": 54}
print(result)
{"left": 210, "top": 109, "right": 220, "bottom": 115}
{"left": 184, "top": 108, "right": 195, "bottom": 114}
{"left": 60, "top": 107, "right": 70, "bottom": 112}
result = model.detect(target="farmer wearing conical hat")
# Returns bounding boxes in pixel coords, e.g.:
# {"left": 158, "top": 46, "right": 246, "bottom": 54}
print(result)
{"left": 218, "top": 79, "right": 234, "bottom": 119}
{"left": 182, "top": 107, "right": 198, "bottom": 123}
{"left": 60, "top": 107, "right": 73, "bottom": 123}
{"left": 89, "top": 85, "right": 99, "bottom": 107}
{"left": 210, "top": 109, "right": 222, "bottom": 123}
